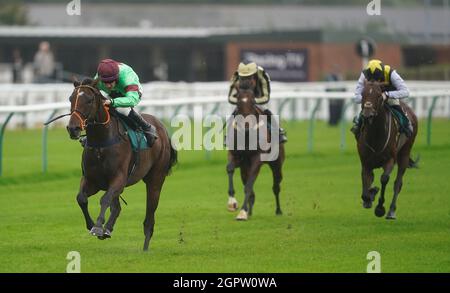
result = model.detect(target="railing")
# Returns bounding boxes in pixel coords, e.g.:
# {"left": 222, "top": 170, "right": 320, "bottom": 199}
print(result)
{"left": 0, "top": 82, "right": 449, "bottom": 176}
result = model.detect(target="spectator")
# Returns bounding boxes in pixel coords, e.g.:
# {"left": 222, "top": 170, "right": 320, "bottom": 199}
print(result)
{"left": 12, "top": 49, "right": 23, "bottom": 83}
{"left": 33, "top": 41, "right": 55, "bottom": 83}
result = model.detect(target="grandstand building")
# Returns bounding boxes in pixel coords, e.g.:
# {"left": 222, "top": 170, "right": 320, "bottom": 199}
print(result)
{"left": 0, "top": 3, "right": 448, "bottom": 82}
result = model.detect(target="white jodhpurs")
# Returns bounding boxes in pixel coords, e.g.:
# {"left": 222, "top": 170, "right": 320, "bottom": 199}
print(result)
{"left": 116, "top": 107, "right": 133, "bottom": 116}
{"left": 387, "top": 98, "right": 400, "bottom": 106}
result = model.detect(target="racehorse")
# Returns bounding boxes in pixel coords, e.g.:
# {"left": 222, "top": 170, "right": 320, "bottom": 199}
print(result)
{"left": 358, "top": 81, "right": 418, "bottom": 219}
{"left": 225, "top": 80, "right": 285, "bottom": 220}
{"left": 66, "top": 78, "right": 177, "bottom": 250}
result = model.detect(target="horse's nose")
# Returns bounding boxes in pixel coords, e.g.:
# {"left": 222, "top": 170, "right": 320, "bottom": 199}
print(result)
{"left": 67, "top": 125, "right": 81, "bottom": 139}
{"left": 362, "top": 108, "right": 375, "bottom": 119}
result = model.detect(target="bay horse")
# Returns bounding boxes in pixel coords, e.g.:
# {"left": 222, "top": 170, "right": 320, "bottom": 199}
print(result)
{"left": 358, "top": 81, "right": 418, "bottom": 220}
{"left": 225, "top": 81, "right": 285, "bottom": 221}
{"left": 66, "top": 78, "right": 177, "bottom": 250}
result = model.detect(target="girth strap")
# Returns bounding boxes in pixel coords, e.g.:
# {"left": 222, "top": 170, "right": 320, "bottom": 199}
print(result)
{"left": 85, "top": 136, "right": 122, "bottom": 148}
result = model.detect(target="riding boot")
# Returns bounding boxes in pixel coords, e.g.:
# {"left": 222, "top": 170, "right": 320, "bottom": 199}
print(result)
{"left": 128, "top": 109, "right": 158, "bottom": 147}
{"left": 391, "top": 105, "right": 413, "bottom": 137}
{"left": 350, "top": 113, "right": 362, "bottom": 139}
{"left": 263, "top": 109, "right": 288, "bottom": 143}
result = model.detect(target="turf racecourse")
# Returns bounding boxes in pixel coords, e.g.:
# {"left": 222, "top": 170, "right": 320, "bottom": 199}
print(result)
{"left": 0, "top": 120, "right": 449, "bottom": 273}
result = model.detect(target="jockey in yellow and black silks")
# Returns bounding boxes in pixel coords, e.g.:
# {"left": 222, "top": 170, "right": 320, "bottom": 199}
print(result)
{"left": 228, "top": 62, "right": 287, "bottom": 143}
{"left": 352, "top": 59, "right": 413, "bottom": 138}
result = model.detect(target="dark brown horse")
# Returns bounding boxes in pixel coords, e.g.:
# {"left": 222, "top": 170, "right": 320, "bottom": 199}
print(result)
{"left": 66, "top": 78, "right": 177, "bottom": 250}
{"left": 226, "top": 81, "right": 285, "bottom": 221}
{"left": 358, "top": 81, "right": 418, "bottom": 219}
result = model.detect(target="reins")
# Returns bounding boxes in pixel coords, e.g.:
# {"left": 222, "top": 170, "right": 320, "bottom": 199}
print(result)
{"left": 44, "top": 85, "right": 111, "bottom": 128}
{"left": 71, "top": 85, "right": 111, "bottom": 130}
{"left": 362, "top": 97, "right": 393, "bottom": 154}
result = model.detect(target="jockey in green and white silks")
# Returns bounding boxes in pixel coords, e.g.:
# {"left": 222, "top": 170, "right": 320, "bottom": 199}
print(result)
{"left": 352, "top": 59, "right": 413, "bottom": 138}
{"left": 228, "top": 62, "right": 287, "bottom": 143}
{"left": 93, "top": 59, "right": 157, "bottom": 147}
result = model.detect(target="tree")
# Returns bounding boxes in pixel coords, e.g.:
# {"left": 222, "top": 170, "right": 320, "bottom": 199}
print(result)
{"left": 0, "top": 1, "right": 27, "bottom": 25}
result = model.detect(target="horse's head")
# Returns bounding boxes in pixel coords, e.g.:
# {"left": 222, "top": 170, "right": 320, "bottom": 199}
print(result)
{"left": 236, "top": 76, "right": 258, "bottom": 117}
{"left": 66, "top": 78, "right": 105, "bottom": 139}
{"left": 231, "top": 80, "right": 265, "bottom": 136}
{"left": 361, "top": 80, "right": 384, "bottom": 125}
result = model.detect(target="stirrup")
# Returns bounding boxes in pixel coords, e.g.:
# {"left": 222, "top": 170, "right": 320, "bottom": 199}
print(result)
{"left": 79, "top": 136, "right": 87, "bottom": 148}
{"left": 350, "top": 125, "right": 360, "bottom": 138}
{"left": 144, "top": 132, "right": 157, "bottom": 147}
{"left": 144, "top": 125, "right": 158, "bottom": 147}
{"left": 279, "top": 128, "right": 287, "bottom": 143}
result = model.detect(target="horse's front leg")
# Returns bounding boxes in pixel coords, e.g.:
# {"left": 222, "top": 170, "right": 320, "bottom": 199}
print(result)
{"left": 90, "top": 178, "right": 126, "bottom": 238}
{"left": 375, "top": 159, "right": 395, "bottom": 217}
{"left": 226, "top": 152, "right": 238, "bottom": 212}
{"left": 386, "top": 156, "right": 408, "bottom": 220}
{"left": 102, "top": 197, "right": 122, "bottom": 239}
{"left": 361, "top": 166, "right": 376, "bottom": 208}
{"left": 76, "top": 177, "right": 99, "bottom": 231}
{"left": 236, "top": 156, "right": 262, "bottom": 221}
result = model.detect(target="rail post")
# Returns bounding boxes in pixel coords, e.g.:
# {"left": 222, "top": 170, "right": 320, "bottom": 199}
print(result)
{"left": 340, "top": 100, "right": 354, "bottom": 152}
{"left": 42, "top": 109, "right": 58, "bottom": 173}
{"left": 0, "top": 113, "right": 15, "bottom": 176}
{"left": 308, "top": 99, "right": 322, "bottom": 152}
{"left": 427, "top": 96, "right": 439, "bottom": 147}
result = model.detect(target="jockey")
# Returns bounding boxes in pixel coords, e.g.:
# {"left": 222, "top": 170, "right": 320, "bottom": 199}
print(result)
{"left": 228, "top": 62, "right": 287, "bottom": 143}
{"left": 352, "top": 59, "right": 413, "bottom": 138}
{"left": 94, "top": 59, "right": 157, "bottom": 147}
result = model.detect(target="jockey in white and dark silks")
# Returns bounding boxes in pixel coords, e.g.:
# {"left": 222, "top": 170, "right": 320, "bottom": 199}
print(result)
{"left": 228, "top": 62, "right": 287, "bottom": 143}
{"left": 93, "top": 59, "right": 157, "bottom": 147}
{"left": 352, "top": 59, "right": 413, "bottom": 138}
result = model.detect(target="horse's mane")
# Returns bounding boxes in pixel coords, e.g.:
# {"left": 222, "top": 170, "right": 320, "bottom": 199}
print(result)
{"left": 81, "top": 78, "right": 95, "bottom": 85}
{"left": 77, "top": 78, "right": 105, "bottom": 100}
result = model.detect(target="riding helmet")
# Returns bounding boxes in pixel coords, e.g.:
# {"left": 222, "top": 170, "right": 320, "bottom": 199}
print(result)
{"left": 97, "top": 59, "right": 120, "bottom": 82}
{"left": 364, "top": 59, "right": 385, "bottom": 82}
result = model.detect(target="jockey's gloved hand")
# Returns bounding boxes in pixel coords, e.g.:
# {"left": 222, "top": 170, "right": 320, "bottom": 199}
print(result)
{"left": 104, "top": 99, "right": 112, "bottom": 106}
{"left": 382, "top": 92, "right": 388, "bottom": 101}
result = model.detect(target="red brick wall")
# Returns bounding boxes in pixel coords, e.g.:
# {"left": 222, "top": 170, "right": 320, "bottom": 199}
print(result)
{"left": 433, "top": 45, "right": 450, "bottom": 64}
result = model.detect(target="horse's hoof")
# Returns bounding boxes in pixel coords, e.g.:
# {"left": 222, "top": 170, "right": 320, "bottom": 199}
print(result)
{"left": 236, "top": 210, "right": 248, "bottom": 221}
{"left": 386, "top": 212, "right": 396, "bottom": 220}
{"left": 363, "top": 201, "right": 372, "bottom": 209}
{"left": 276, "top": 209, "right": 283, "bottom": 215}
{"left": 227, "top": 197, "right": 238, "bottom": 212}
{"left": 375, "top": 206, "right": 386, "bottom": 217}
{"left": 369, "top": 187, "right": 379, "bottom": 200}
{"left": 103, "top": 229, "right": 112, "bottom": 239}
{"left": 89, "top": 226, "right": 103, "bottom": 237}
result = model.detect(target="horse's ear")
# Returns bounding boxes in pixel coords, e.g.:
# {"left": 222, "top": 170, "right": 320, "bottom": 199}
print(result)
{"left": 72, "top": 76, "right": 80, "bottom": 87}
{"left": 92, "top": 78, "right": 99, "bottom": 88}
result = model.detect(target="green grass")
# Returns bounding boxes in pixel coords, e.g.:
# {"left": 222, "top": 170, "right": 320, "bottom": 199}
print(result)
{"left": 0, "top": 119, "right": 449, "bottom": 273}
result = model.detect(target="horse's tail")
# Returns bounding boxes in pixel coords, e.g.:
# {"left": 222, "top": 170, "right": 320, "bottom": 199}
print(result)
{"left": 166, "top": 139, "right": 178, "bottom": 175}
{"left": 408, "top": 154, "right": 420, "bottom": 169}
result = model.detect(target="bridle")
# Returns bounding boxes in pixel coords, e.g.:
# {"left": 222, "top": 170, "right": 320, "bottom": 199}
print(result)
{"left": 361, "top": 89, "right": 392, "bottom": 154}
{"left": 233, "top": 92, "right": 265, "bottom": 131}
{"left": 70, "top": 85, "right": 111, "bottom": 130}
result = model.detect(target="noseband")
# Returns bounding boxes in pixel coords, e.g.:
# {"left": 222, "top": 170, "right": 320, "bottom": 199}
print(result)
{"left": 71, "top": 85, "right": 111, "bottom": 130}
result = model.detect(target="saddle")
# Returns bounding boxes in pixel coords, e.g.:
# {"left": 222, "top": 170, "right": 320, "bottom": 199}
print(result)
{"left": 109, "top": 109, "right": 148, "bottom": 152}
{"left": 385, "top": 105, "right": 408, "bottom": 150}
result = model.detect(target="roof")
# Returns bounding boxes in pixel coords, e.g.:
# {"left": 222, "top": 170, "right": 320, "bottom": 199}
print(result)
{"left": 1, "top": 4, "right": 449, "bottom": 44}
{"left": 0, "top": 26, "right": 247, "bottom": 39}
